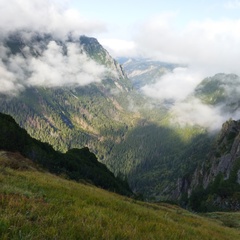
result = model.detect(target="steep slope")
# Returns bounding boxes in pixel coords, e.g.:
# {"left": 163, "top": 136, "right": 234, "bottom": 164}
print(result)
{"left": 0, "top": 112, "right": 132, "bottom": 195}
{"left": 1, "top": 152, "right": 240, "bottom": 239}
{"left": 177, "top": 119, "right": 240, "bottom": 211}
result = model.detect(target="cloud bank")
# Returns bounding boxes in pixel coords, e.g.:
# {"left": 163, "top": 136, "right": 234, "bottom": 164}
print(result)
{"left": 0, "top": 40, "right": 108, "bottom": 95}
{"left": 130, "top": 12, "right": 240, "bottom": 131}
{"left": 0, "top": 0, "right": 110, "bottom": 95}
{"left": 141, "top": 68, "right": 240, "bottom": 131}
{"left": 142, "top": 67, "right": 204, "bottom": 102}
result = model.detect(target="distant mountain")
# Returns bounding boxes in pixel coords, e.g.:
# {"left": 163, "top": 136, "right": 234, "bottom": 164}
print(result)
{"left": 194, "top": 73, "right": 240, "bottom": 113}
{"left": 119, "top": 57, "right": 180, "bottom": 89}
{"left": 0, "top": 112, "right": 132, "bottom": 195}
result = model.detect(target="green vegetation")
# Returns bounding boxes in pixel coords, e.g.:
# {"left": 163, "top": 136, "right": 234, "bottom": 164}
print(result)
{"left": 203, "top": 212, "right": 240, "bottom": 229}
{"left": 0, "top": 112, "right": 132, "bottom": 196}
{"left": 185, "top": 120, "right": 240, "bottom": 212}
{"left": 195, "top": 73, "right": 240, "bottom": 109}
{"left": 106, "top": 121, "right": 211, "bottom": 199}
{"left": 0, "top": 32, "right": 225, "bottom": 201}
{"left": 189, "top": 169, "right": 240, "bottom": 212}
{"left": 1, "top": 152, "right": 240, "bottom": 240}
{"left": 0, "top": 80, "right": 213, "bottom": 199}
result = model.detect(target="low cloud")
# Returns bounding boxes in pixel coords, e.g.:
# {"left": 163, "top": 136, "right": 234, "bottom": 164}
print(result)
{"left": 133, "top": 12, "right": 240, "bottom": 130}
{"left": 141, "top": 67, "right": 203, "bottom": 102}
{"left": 171, "top": 99, "right": 226, "bottom": 131}
{"left": 0, "top": 0, "right": 111, "bottom": 95}
{"left": 0, "top": 40, "right": 108, "bottom": 95}
{"left": 99, "top": 38, "right": 138, "bottom": 58}
{"left": 141, "top": 69, "right": 240, "bottom": 131}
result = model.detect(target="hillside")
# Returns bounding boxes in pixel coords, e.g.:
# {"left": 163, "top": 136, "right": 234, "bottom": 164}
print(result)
{"left": 1, "top": 152, "right": 240, "bottom": 240}
{"left": 0, "top": 112, "right": 132, "bottom": 196}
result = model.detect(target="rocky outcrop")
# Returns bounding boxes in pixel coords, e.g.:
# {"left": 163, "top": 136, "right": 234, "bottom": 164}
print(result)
{"left": 80, "top": 36, "right": 128, "bottom": 81}
{"left": 201, "top": 120, "right": 240, "bottom": 187}
{"left": 176, "top": 119, "right": 240, "bottom": 211}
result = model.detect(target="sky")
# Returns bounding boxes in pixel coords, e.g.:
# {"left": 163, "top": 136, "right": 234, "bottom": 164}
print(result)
{"left": 1, "top": 0, "right": 240, "bottom": 129}
{"left": 1, "top": 0, "right": 240, "bottom": 70}
{"left": 69, "top": 0, "right": 240, "bottom": 65}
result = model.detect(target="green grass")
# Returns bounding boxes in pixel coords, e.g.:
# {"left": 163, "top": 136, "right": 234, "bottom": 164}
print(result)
{"left": 1, "top": 152, "right": 240, "bottom": 240}
{"left": 203, "top": 212, "right": 240, "bottom": 229}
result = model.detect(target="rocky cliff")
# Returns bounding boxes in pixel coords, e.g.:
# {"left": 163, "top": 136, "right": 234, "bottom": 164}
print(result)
{"left": 176, "top": 119, "right": 240, "bottom": 211}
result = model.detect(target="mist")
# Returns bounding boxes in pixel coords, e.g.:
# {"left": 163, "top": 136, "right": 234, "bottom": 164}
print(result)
{"left": 140, "top": 67, "right": 240, "bottom": 131}
{"left": 126, "top": 11, "right": 240, "bottom": 131}
{"left": 0, "top": 39, "right": 110, "bottom": 95}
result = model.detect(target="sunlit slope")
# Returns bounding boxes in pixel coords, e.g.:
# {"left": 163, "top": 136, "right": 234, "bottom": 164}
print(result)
{"left": 1, "top": 152, "right": 240, "bottom": 240}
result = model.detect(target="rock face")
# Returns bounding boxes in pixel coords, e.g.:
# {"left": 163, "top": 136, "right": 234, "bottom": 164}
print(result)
{"left": 177, "top": 119, "right": 240, "bottom": 211}
{"left": 202, "top": 120, "right": 240, "bottom": 187}
{"left": 80, "top": 36, "right": 127, "bottom": 81}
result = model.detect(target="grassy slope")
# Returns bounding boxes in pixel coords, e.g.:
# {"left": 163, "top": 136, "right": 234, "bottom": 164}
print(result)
{"left": 1, "top": 152, "right": 240, "bottom": 240}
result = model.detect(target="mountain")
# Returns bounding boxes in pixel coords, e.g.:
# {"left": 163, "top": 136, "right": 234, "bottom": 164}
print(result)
{"left": 0, "top": 30, "right": 228, "bottom": 203}
{"left": 0, "top": 112, "right": 132, "bottom": 195}
{"left": 1, "top": 149, "right": 240, "bottom": 239}
{"left": 119, "top": 57, "right": 180, "bottom": 89}
{"left": 0, "top": 31, "right": 137, "bottom": 152}
{"left": 194, "top": 73, "right": 240, "bottom": 113}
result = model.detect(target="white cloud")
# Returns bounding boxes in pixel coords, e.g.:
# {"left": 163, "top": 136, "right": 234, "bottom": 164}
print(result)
{"left": 0, "top": 40, "right": 108, "bottom": 94}
{"left": 0, "top": 60, "right": 24, "bottom": 95}
{"left": 99, "top": 38, "right": 137, "bottom": 57}
{"left": 140, "top": 66, "right": 240, "bottom": 130}
{"left": 27, "top": 41, "right": 106, "bottom": 87}
{"left": 170, "top": 98, "right": 225, "bottom": 131}
{"left": 135, "top": 13, "right": 240, "bottom": 130}
{"left": 171, "top": 95, "right": 240, "bottom": 131}
{"left": 224, "top": 0, "right": 240, "bottom": 9}
{"left": 0, "top": 0, "right": 111, "bottom": 94}
{"left": 0, "top": 0, "right": 106, "bottom": 39}
{"left": 135, "top": 14, "right": 240, "bottom": 76}
{"left": 141, "top": 67, "right": 203, "bottom": 102}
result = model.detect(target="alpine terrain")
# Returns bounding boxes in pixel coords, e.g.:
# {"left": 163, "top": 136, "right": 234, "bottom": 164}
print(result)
{"left": 1, "top": 30, "right": 240, "bottom": 211}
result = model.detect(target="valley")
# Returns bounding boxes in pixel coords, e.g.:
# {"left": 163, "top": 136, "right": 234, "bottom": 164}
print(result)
{"left": 2, "top": 1, "right": 240, "bottom": 239}
{"left": 1, "top": 31, "right": 240, "bottom": 212}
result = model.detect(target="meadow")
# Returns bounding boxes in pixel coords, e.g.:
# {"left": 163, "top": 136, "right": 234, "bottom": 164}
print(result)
{"left": 1, "top": 151, "right": 240, "bottom": 240}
